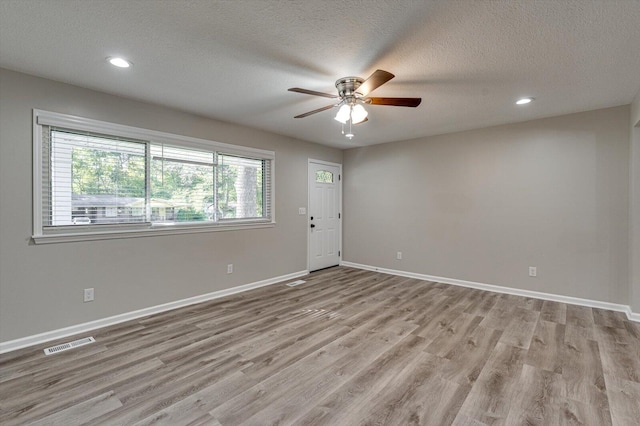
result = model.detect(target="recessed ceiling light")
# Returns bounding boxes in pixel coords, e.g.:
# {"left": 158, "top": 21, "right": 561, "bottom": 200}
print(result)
{"left": 516, "top": 97, "right": 534, "bottom": 105}
{"left": 107, "top": 57, "right": 132, "bottom": 68}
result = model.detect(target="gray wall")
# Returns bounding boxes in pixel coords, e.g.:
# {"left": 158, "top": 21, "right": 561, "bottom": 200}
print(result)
{"left": 0, "top": 67, "right": 635, "bottom": 345}
{"left": 0, "top": 69, "right": 342, "bottom": 342}
{"left": 631, "top": 91, "right": 640, "bottom": 312}
{"left": 344, "top": 106, "right": 630, "bottom": 305}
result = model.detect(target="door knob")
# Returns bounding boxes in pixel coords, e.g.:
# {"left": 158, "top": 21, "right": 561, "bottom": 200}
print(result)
{"left": 310, "top": 224, "right": 316, "bottom": 228}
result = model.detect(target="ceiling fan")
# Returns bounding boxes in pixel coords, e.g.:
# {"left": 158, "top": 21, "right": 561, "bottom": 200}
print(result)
{"left": 288, "top": 69, "right": 421, "bottom": 139}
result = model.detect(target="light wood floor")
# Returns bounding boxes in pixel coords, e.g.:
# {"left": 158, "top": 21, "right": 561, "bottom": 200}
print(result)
{"left": 1, "top": 267, "right": 639, "bottom": 425}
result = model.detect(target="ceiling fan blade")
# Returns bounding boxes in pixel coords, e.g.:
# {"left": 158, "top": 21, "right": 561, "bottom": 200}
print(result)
{"left": 288, "top": 87, "right": 338, "bottom": 99}
{"left": 365, "top": 97, "right": 422, "bottom": 107}
{"left": 357, "top": 69, "right": 395, "bottom": 96}
{"left": 354, "top": 117, "right": 369, "bottom": 125}
{"left": 294, "top": 104, "right": 336, "bottom": 118}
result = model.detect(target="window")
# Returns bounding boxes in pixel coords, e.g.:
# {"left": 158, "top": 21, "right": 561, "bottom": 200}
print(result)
{"left": 150, "top": 144, "right": 215, "bottom": 224}
{"left": 217, "top": 154, "right": 270, "bottom": 220}
{"left": 315, "top": 170, "right": 334, "bottom": 183}
{"left": 34, "top": 110, "right": 274, "bottom": 243}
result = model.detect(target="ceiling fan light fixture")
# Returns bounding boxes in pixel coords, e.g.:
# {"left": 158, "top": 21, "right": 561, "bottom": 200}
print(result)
{"left": 351, "top": 104, "right": 368, "bottom": 124}
{"left": 334, "top": 104, "right": 351, "bottom": 123}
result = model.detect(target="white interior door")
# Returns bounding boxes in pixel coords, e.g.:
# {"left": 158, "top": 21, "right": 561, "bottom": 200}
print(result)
{"left": 308, "top": 160, "right": 341, "bottom": 271}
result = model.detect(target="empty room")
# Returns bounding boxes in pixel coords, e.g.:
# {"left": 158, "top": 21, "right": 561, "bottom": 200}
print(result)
{"left": 1, "top": 1, "right": 639, "bottom": 425}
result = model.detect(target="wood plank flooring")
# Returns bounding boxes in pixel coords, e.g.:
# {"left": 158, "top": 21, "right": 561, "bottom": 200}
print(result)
{"left": 1, "top": 267, "right": 639, "bottom": 425}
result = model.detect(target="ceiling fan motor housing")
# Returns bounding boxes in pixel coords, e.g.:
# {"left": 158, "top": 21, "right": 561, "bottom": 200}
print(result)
{"left": 336, "top": 77, "right": 364, "bottom": 104}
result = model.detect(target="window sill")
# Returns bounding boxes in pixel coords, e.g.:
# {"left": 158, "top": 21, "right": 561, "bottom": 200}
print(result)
{"left": 32, "top": 221, "right": 275, "bottom": 244}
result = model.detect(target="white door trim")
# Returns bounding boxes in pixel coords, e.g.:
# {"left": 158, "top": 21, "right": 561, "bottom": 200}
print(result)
{"left": 307, "top": 159, "right": 343, "bottom": 272}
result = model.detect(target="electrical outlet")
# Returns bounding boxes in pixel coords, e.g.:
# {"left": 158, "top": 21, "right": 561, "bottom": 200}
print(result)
{"left": 298, "top": 207, "right": 306, "bottom": 215}
{"left": 529, "top": 266, "right": 537, "bottom": 277}
{"left": 84, "top": 288, "right": 94, "bottom": 302}
{"left": 397, "top": 251, "right": 402, "bottom": 260}
{"left": 227, "top": 264, "right": 233, "bottom": 274}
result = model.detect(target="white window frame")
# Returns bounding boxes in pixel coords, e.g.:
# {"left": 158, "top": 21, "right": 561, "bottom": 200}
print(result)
{"left": 33, "top": 110, "right": 275, "bottom": 244}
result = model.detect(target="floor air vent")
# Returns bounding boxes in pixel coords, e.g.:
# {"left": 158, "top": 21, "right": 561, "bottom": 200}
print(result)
{"left": 44, "top": 337, "right": 95, "bottom": 355}
{"left": 286, "top": 280, "right": 307, "bottom": 287}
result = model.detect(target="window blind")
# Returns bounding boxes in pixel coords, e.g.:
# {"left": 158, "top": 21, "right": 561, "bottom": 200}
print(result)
{"left": 217, "top": 154, "right": 271, "bottom": 221}
{"left": 43, "top": 127, "right": 148, "bottom": 229}
{"left": 150, "top": 144, "right": 216, "bottom": 223}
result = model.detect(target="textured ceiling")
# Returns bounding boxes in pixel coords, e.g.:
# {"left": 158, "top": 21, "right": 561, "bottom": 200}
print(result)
{"left": 1, "top": 0, "right": 639, "bottom": 148}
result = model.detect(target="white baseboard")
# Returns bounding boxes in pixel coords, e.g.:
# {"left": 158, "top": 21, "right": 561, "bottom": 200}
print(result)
{"left": 0, "top": 270, "right": 308, "bottom": 354}
{"left": 627, "top": 309, "right": 640, "bottom": 322}
{"left": 341, "top": 261, "right": 639, "bottom": 322}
